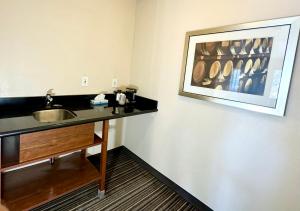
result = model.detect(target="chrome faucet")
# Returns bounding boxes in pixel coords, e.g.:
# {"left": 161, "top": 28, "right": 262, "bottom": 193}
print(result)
{"left": 45, "top": 89, "right": 54, "bottom": 107}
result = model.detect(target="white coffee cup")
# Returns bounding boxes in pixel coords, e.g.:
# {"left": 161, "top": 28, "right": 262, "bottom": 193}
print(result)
{"left": 117, "top": 93, "right": 126, "bottom": 105}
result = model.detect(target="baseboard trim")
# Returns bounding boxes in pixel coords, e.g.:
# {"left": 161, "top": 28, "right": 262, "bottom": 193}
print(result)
{"left": 120, "top": 146, "right": 213, "bottom": 211}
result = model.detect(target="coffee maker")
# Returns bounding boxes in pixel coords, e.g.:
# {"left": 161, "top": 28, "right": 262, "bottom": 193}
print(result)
{"left": 125, "top": 87, "right": 137, "bottom": 104}
{"left": 112, "top": 87, "right": 137, "bottom": 114}
{"left": 124, "top": 87, "right": 137, "bottom": 113}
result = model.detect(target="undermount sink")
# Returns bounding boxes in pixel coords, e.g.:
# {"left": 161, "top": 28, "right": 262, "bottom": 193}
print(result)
{"left": 33, "top": 109, "right": 76, "bottom": 123}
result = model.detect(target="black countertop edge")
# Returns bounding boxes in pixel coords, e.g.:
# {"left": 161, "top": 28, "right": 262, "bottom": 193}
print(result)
{"left": 0, "top": 94, "right": 158, "bottom": 137}
{"left": 0, "top": 108, "right": 158, "bottom": 138}
{"left": 0, "top": 94, "right": 158, "bottom": 118}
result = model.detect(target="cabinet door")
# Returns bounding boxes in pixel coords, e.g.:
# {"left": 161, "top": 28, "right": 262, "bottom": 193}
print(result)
{"left": 19, "top": 123, "right": 94, "bottom": 163}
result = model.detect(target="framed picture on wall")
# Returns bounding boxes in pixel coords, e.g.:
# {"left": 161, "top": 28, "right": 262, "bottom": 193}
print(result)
{"left": 179, "top": 16, "right": 300, "bottom": 116}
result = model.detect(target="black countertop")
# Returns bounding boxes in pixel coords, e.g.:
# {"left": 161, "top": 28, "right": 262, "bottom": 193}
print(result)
{"left": 0, "top": 95, "right": 158, "bottom": 137}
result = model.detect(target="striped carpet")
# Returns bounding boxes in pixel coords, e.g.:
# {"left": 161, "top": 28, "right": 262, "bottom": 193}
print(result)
{"left": 33, "top": 147, "right": 202, "bottom": 211}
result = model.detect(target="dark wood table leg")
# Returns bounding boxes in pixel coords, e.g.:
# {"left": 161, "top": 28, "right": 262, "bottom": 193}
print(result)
{"left": 81, "top": 149, "right": 87, "bottom": 158}
{"left": 0, "top": 139, "right": 2, "bottom": 200}
{"left": 98, "top": 120, "right": 109, "bottom": 199}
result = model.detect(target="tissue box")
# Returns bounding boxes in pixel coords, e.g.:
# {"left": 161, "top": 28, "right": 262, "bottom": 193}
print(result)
{"left": 90, "top": 99, "right": 108, "bottom": 106}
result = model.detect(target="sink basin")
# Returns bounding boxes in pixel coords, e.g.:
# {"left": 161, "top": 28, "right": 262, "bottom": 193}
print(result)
{"left": 33, "top": 109, "right": 76, "bottom": 123}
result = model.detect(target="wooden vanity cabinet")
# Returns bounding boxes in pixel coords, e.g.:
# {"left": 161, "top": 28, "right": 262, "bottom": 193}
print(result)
{"left": 0, "top": 121, "right": 109, "bottom": 211}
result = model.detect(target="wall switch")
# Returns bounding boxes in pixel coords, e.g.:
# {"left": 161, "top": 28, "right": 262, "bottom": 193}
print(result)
{"left": 81, "top": 76, "right": 89, "bottom": 87}
{"left": 112, "top": 78, "right": 118, "bottom": 88}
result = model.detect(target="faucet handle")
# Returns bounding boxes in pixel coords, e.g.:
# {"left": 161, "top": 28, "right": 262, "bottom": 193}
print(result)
{"left": 46, "top": 89, "right": 54, "bottom": 95}
{"left": 45, "top": 89, "right": 54, "bottom": 107}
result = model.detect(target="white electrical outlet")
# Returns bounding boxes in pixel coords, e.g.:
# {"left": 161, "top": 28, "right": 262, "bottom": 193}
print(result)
{"left": 112, "top": 78, "right": 118, "bottom": 88}
{"left": 81, "top": 76, "right": 89, "bottom": 87}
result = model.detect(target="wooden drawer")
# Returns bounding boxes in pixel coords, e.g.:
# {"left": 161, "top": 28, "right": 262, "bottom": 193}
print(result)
{"left": 19, "top": 123, "right": 94, "bottom": 163}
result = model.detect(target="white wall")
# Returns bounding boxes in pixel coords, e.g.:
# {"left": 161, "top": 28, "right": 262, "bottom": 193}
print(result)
{"left": 0, "top": 0, "right": 136, "bottom": 97}
{"left": 125, "top": 0, "right": 300, "bottom": 210}
{"left": 0, "top": 0, "right": 136, "bottom": 150}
